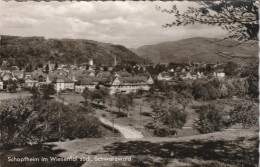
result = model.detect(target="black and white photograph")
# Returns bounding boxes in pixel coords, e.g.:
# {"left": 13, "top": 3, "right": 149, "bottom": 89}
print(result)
{"left": 0, "top": 1, "right": 259, "bottom": 167}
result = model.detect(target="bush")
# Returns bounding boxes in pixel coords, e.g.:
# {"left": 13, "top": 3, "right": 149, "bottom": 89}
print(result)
{"left": 163, "top": 107, "right": 187, "bottom": 130}
{"left": 92, "top": 103, "right": 106, "bottom": 109}
{"left": 111, "top": 111, "right": 127, "bottom": 118}
{"left": 192, "top": 80, "right": 221, "bottom": 101}
{"left": 151, "top": 105, "right": 187, "bottom": 136}
{"left": 141, "top": 112, "right": 153, "bottom": 117}
{"left": 193, "top": 103, "right": 230, "bottom": 134}
{"left": 136, "top": 89, "right": 146, "bottom": 96}
{"left": 116, "top": 112, "right": 127, "bottom": 118}
{"left": 40, "top": 84, "right": 56, "bottom": 99}
{"left": 229, "top": 102, "right": 258, "bottom": 128}
{"left": 145, "top": 123, "right": 155, "bottom": 129}
{"left": 190, "top": 104, "right": 201, "bottom": 110}
{"left": 62, "top": 114, "right": 101, "bottom": 140}
{"left": 154, "top": 128, "right": 176, "bottom": 137}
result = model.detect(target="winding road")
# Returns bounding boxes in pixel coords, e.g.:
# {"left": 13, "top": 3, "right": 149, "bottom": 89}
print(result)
{"left": 55, "top": 96, "right": 143, "bottom": 139}
{"left": 99, "top": 117, "right": 143, "bottom": 139}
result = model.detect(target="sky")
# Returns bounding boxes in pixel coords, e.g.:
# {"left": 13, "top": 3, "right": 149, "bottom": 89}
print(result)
{"left": 0, "top": 1, "right": 227, "bottom": 48}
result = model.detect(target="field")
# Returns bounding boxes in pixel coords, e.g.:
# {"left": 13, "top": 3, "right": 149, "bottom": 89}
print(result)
{"left": 0, "top": 91, "right": 31, "bottom": 100}
{"left": 60, "top": 92, "right": 199, "bottom": 138}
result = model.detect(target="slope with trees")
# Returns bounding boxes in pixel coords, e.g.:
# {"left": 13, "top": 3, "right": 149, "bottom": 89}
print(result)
{"left": 0, "top": 35, "right": 147, "bottom": 67}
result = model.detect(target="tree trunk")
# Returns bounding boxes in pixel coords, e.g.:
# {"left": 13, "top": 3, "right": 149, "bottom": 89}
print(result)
{"left": 58, "top": 110, "right": 61, "bottom": 135}
{"left": 127, "top": 106, "right": 130, "bottom": 118}
{"left": 42, "top": 117, "right": 48, "bottom": 151}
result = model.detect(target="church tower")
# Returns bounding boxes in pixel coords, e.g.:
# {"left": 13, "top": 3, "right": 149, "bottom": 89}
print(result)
{"left": 114, "top": 56, "right": 117, "bottom": 67}
{"left": 89, "top": 59, "right": 94, "bottom": 66}
{"left": 188, "top": 56, "right": 191, "bottom": 66}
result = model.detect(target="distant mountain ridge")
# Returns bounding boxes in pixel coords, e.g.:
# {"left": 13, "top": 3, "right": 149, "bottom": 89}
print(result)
{"left": 0, "top": 35, "right": 146, "bottom": 66}
{"left": 132, "top": 37, "right": 258, "bottom": 65}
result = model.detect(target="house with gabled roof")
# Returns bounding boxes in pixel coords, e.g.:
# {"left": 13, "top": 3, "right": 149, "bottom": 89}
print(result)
{"left": 0, "top": 66, "right": 15, "bottom": 74}
{"left": 75, "top": 78, "right": 96, "bottom": 93}
{"left": 157, "top": 72, "right": 173, "bottom": 81}
{"left": 88, "top": 71, "right": 95, "bottom": 77}
{"left": 12, "top": 70, "right": 24, "bottom": 79}
{"left": 197, "top": 71, "right": 206, "bottom": 79}
{"left": 51, "top": 76, "right": 75, "bottom": 92}
{"left": 24, "top": 71, "right": 47, "bottom": 88}
{"left": 2, "top": 73, "right": 16, "bottom": 81}
{"left": 169, "top": 68, "right": 175, "bottom": 72}
{"left": 181, "top": 72, "right": 197, "bottom": 80}
{"left": 108, "top": 75, "right": 154, "bottom": 94}
{"left": 74, "top": 75, "right": 109, "bottom": 93}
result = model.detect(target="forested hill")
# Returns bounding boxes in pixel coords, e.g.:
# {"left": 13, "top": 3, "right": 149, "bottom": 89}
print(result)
{"left": 132, "top": 37, "right": 258, "bottom": 65}
{"left": 0, "top": 35, "right": 146, "bottom": 66}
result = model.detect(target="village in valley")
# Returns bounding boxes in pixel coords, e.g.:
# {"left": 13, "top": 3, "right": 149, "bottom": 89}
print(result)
{"left": 0, "top": 57, "right": 228, "bottom": 94}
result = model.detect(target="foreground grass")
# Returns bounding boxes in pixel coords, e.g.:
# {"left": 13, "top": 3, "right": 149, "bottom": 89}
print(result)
{"left": 1, "top": 129, "right": 256, "bottom": 167}
{"left": 99, "top": 129, "right": 258, "bottom": 167}
{"left": 0, "top": 144, "right": 84, "bottom": 167}
{"left": 90, "top": 156, "right": 240, "bottom": 167}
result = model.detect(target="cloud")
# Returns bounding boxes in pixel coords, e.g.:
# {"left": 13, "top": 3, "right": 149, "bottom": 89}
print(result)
{"left": 2, "top": 16, "right": 36, "bottom": 29}
{"left": 0, "top": 1, "right": 227, "bottom": 48}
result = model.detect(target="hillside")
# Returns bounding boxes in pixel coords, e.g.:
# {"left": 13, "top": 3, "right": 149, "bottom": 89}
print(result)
{"left": 0, "top": 35, "right": 146, "bottom": 66}
{"left": 133, "top": 37, "right": 258, "bottom": 64}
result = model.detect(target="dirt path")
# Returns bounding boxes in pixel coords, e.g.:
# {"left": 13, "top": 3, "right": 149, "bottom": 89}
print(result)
{"left": 99, "top": 117, "right": 143, "bottom": 139}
